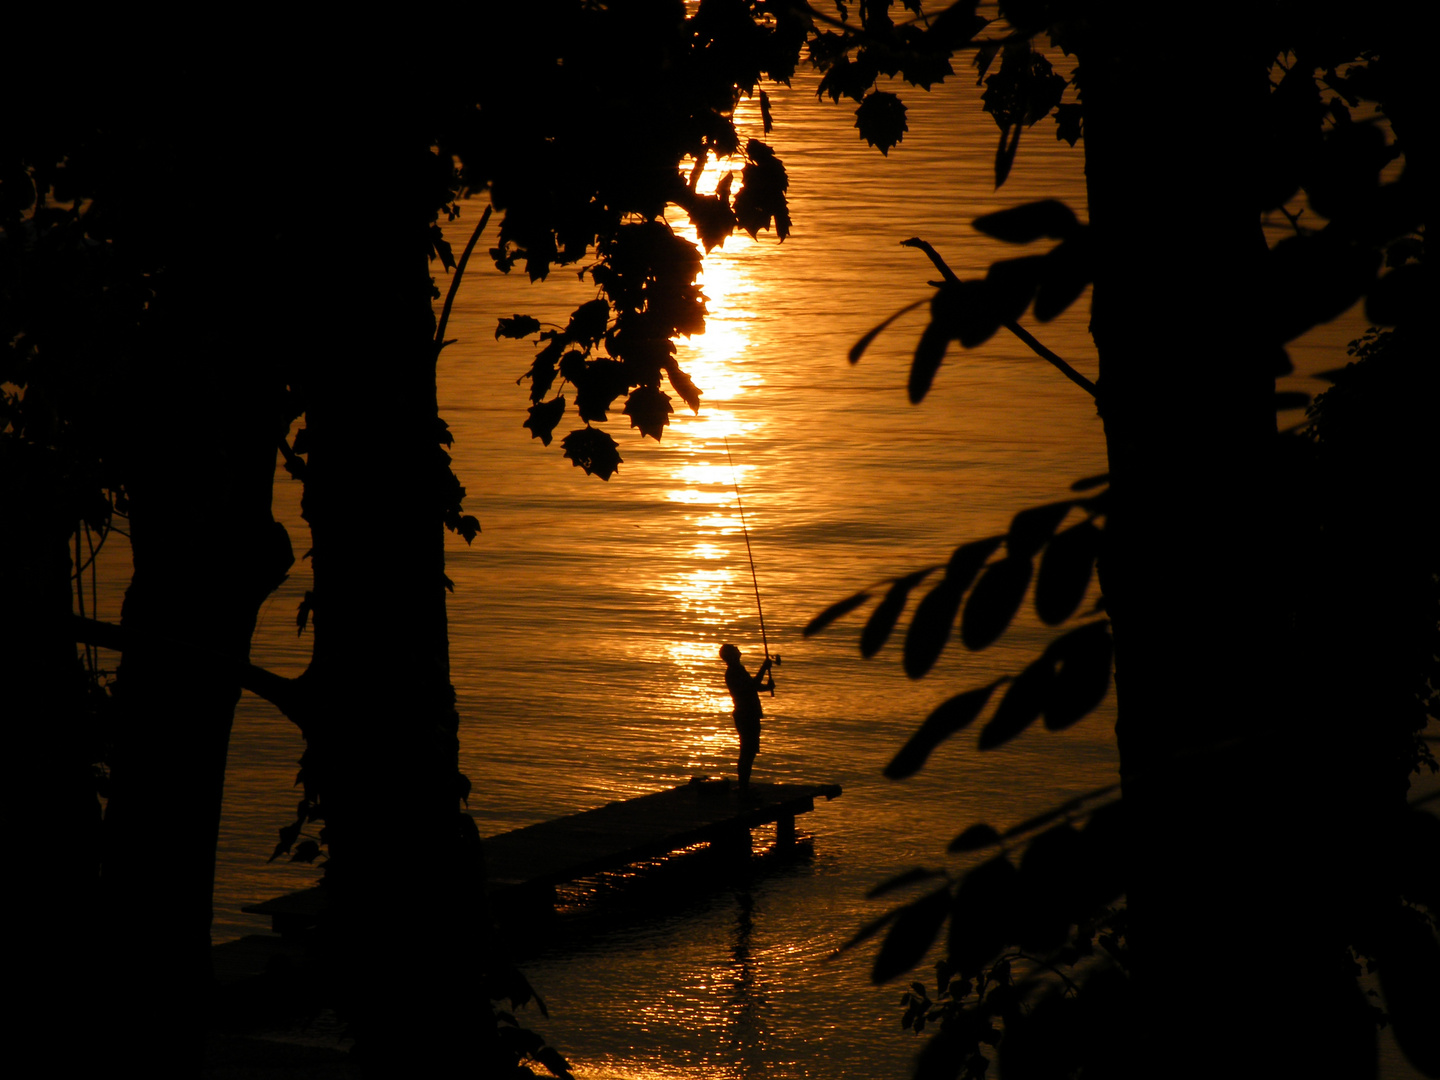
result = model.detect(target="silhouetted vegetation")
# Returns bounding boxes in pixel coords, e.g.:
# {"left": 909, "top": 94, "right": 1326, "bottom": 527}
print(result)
{"left": 791, "top": 3, "right": 1437, "bottom": 1078}
{"left": 7, "top": 3, "right": 1434, "bottom": 1078}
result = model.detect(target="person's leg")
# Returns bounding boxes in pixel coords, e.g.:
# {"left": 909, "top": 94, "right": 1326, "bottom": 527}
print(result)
{"left": 737, "top": 724, "right": 759, "bottom": 793}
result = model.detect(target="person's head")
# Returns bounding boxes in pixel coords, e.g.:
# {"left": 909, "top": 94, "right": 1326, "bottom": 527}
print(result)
{"left": 719, "top": 643, "right": 741, "bottom": 665}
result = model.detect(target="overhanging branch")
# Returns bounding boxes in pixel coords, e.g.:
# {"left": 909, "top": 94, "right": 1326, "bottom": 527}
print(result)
{"left": 903, "top": 236, "right": 1097, "bottom": 398}
{"left": 73, "top": 615, "right": 308, "bottom": 731}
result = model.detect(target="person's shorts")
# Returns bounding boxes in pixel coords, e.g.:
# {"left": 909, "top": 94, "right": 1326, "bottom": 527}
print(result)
{"left": 734, "top": 716, "right": 761, "bottom": 755}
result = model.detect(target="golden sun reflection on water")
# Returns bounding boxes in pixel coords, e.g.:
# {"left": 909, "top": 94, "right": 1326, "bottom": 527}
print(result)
{"left": 649, "top": 114, "right": 788, "bottom": 769}
{"left": 662, "top": 634, "right": 738, "bottom": 753}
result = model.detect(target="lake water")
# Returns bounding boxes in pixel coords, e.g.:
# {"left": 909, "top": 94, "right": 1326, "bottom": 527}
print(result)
{"left": 81, "top": 42, "right": 1406, "bottom": 1080}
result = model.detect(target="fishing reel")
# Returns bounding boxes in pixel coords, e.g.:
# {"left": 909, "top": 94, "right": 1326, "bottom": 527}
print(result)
{"left": 763, "top": 653, "right": 781, "bottom": 695}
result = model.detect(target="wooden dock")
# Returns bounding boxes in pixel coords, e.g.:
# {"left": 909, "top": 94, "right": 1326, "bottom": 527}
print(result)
{"left": 241, "top": 779, "right": 841, "bottom": 935}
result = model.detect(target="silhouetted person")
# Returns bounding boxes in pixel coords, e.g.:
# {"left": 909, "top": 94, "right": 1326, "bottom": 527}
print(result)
{"left": 719, "top": 643, "right": 774, "bottom": 795}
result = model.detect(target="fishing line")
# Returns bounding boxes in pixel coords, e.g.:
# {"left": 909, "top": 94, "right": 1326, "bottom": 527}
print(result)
{"left": 723, "top": 436, "right": 778, "bottom": 687}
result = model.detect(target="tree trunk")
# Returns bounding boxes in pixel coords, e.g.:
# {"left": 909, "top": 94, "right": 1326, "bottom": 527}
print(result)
{"left": 4, "top": 446, "right": 102, "bottom": 1073}
{"left": 101, "top": 261, "right": 294, "bottom": 1073}
{"left": 302, "top": 98, "right": 482, "bottom": 1073}
{"left": 90, "top": 86, "right": 301, "bottom": 1071}
{"left": 1082, "top": 13, "right": 1373, "bottom": 1076}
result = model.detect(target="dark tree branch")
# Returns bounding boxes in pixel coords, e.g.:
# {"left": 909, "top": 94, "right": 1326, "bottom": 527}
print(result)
{"left": 434, "top": 203, "right": 493, "bottom": 355}
{"left": 277, "top": 435, "right": 307, "bottom": 481}
{"left": 902, "top": 236, "right": 1097, "bottom": 398}
{"left": 73, "top": 615, "right": 307, "bottom": 730}
{"left": 1003, "top": 319, "right": 1097, "bottom": 397}
{"left": 902, "top": 236, "right": 962, "bottom": 286}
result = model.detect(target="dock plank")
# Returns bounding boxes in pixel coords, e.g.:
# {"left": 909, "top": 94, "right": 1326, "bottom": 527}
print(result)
{"left": 243, "top": 780, "right": 840, "bottom": 932}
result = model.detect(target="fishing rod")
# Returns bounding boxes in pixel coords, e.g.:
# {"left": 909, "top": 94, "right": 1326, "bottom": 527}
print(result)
{"left": 724, "top": 435, "right": 779, "bottom": 693}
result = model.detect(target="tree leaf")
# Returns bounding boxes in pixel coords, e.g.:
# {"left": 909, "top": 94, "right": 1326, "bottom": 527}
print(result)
{"left": 960, "top": 556, "right": 1033, "bottom": 650}
{"left": 495, "top": 314, "right": 542, "bottom": 340}
{"left": 523, "top": 396, "right": 566, "bottom": 447}
{"left": 586, "top": 360, "right": 641, "bottom": 424}
{"left": 622, "top": 385, "right": 673, "bottom": 441}
{"left": 1015, "top": 823, "right": 1085, "bottom": 951}
{"left": 560, "top": 426, "right": 622, "bottom": 481}
{"left": 947, "top": 856, "right": 1019, "bottom": 979}
{"left": 1376, "top": 908, "right": 1440, "bottom": 1077}
{"left": 971, "top": 256, "right": 1047, "bottom": 338}
{"left": 1007, "top": 500, "right": 1073, "bottom": 558}
{"left": 948, "top": 822, "right": 1001, "bottom": 853}
{"left": 867, "top": 866, "right": 946, "bottom": 899}
{"left": 804, "top": 590, "right": 874, "bottom": 636}
{"left": 862, "top": 568, "right": 934, "bottom": 657}
{"left": 663, "top": 359, "right": 703, "bottom": 413}
{"left": 978, "top": 655, "right": 1054, "bottom": 749}
{"left": 1396, "top": 809, "right": 1440, "bottom": 915}
{"left": 290, "top": 839, "right": 321, "bottom": 863}
{"left": 973, "top": 200, "right": 1078, "bottom": 243}
{"left": 886, "top": 682, "right": 1001, "bottom": 779}
{"left": 685, "top": 193, "right": 739, "bottom": 253}
{"left": 1365, "top": 263, "right": 1421, "bottom": 326}
{"left": 733, "top": 139, "right": 791, "bottom": 240}
{"left": 1054, "top": 102, "right": 1083, "bottom": 146}
{"left": 1033, "top": 233, "right": 1092, "bottom": 321}
{"left": 849, "top": 298, "right": 928, "bottom": 365}
{"left": 1266, "top": 234, "right": 1380, "bottom": 344}
{"left": 840, "top": 907, "right": 902, "bottom": 952}
{"left": 903, "top": 578, "right": 963, "bottom": 678}
{"left": 909, "top": 319, "right": 951, "bottom": 404}
{"left": 565, "top": 298, "right": 612, "bottom": 350}
{"left": 998, "top": 782, "right": 1120, "bottom": 842}
{"left": 872, "top": 886, "right": 952, "bottom": 983}
{"left": 855, "top": 90, "right": 909, "bottom": 155}
{"left": 1077, "top": 798, "right": 1126, "bottom": 907}
{"left": 1043, "top": 621, "right": 1112, "bottom": 730}
{"left": 1035, "top": 519, "right": 1101, "bottom": 625}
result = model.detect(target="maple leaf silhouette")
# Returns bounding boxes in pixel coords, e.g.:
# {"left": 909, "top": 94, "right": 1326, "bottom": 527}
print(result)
{"left": 523, "top": 396, "right": 566, "bottom": 447}
{"left": 855, "top": 90, "right": 909, "bottom": 155}
{"left": 561, "top": 426, "right": 622, "bottom": 480}
{"left": 623, "top": 385, "right": 674, "bottom": 441}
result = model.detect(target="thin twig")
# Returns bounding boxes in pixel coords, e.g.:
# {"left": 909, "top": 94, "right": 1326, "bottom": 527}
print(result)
{"left": 434, "top": 203, "right": 494, "bottom": 355}
{"left": 902, "top": 237, "right": 1097, "bottom": 397}
{"left": 1003, "top": 320, "right": 1097, "bottom": 397}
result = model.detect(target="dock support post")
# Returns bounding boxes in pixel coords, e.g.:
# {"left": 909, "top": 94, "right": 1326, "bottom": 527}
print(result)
{"left": 775, "top": 814, "right": 796, "bottom": 849}
{"left": 712, "top": 823, "right": 752, "bottom": 863}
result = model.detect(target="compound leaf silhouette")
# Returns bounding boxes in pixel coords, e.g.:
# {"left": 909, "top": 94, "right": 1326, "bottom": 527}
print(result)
{"left": 886, "top": 682, "right": 1001, "bottom": 779}
{"left": 904, "top": 577, "right": 965, "bottom": 678}
{"left": 1043, "top": 621, "right": 1112, "bottom": 731}
{"left": 804, "top": 590, "right": 874, "bottom": 636}
{"left": 904, "top": 537, "right": 1002, "bottom": 676}
{"left": 1007, "top": 500, "right": 1073, "bottom": 558}
{"left": 960, "top": 556, "right": 1033, "bottom": 650}
{"left": 948, "top": 822, "right": 1002, "bottom": 853}
{"left": 1034, "top": 519, "right": 1101, "bottom": 625}
{"left": 862, "top": 568, "right": 935, "bottom": 658}
{"left": 972, "top": 199, "right": 1078, "bottom": 243}
{"left": 873, "top": 885, "right": 952, "bottom": 983}
{"left": 947, "top": 856, "right": 1020, "bottom": 978}
{"left": 978, "top": 654, "right": 1053, "bottom": 749}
